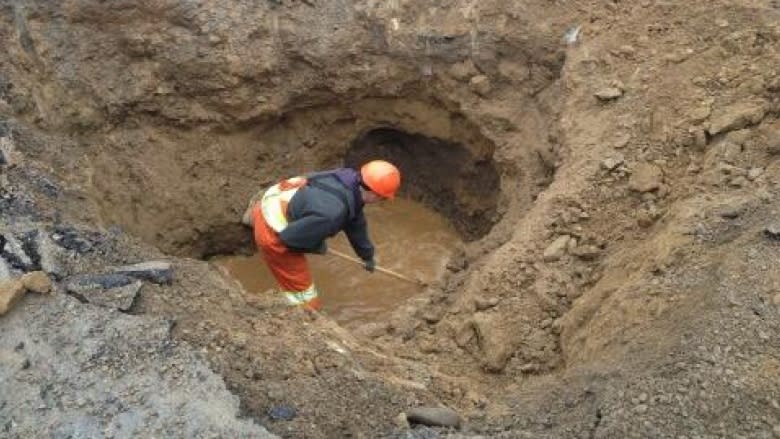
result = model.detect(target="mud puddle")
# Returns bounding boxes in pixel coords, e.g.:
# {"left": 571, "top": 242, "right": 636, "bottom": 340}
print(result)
{"left": 214, "top": 198, "right": 459, "bottom": 327}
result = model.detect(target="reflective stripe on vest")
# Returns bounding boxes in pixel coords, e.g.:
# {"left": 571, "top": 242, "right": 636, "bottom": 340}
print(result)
{"left": 283, "top": 284, "right": 318, "bottom": 305}
{"left": 261, "top": 177, "right": 306, "bottom": 233}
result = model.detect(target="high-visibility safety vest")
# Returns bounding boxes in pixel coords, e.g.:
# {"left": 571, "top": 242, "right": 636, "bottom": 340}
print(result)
{"left": 260, "top": 176, "right": 308, "bottom": 233}
{"left": 259, "top": 176, "right": 321, "bottom": 309}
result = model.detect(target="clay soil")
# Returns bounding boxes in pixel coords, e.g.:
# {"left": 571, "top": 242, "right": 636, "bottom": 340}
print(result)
{"left": 2, "top": 1, "right": 780, "bottom": 438}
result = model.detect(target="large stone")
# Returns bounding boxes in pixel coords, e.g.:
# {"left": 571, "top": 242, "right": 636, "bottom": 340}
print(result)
{"left": 114, "top": 261, "right": 174, "bottom": 284}
{"left": 0, "top": 279, "right": 26, "bottom": 316}
{"left": 65, "top": 274, "right": 142, "bottom": 311}
{"left": 21, "top": 271, "right": 52, "bottom": 294}
{"left": 474, "top": 314, "right": 514, "bottom": 373}
{"left": 406, "top": 407, "right": 461, "bottom": 429}
{"left": 543, "top": 235, "right": 571, "bottom": 262}
{"left": 629, "top": 163, "right": 664, "bottom": 193}
{"left": 708, "top": 100, "right": 767, "bottom": 135}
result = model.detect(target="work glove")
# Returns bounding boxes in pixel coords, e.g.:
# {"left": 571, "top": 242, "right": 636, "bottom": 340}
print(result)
{"left": 313, "top": 241, "right": 328, "bottom": 255}
{"left": 363, "top": 258, "right": 376, "bottom": 273}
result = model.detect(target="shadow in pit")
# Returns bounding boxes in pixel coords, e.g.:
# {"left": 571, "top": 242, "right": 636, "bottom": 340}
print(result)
{"left": 346, "top": 127, "right": 501, "bottom": 240}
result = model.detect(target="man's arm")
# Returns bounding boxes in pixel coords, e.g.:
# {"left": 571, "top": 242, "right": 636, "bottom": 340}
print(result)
{"left": 343, "top": 212, "right": 375, "bottom": 262}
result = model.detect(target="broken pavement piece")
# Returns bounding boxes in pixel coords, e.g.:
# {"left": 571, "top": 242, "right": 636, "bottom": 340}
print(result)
{"left": 113, "top": 261, "right": 174, "bottom": 284}
{"left": 65, "top": 273, "right": 142, "bottom": 311}
{"left": 0, "top": 233, "right": 38, "bottom": 272}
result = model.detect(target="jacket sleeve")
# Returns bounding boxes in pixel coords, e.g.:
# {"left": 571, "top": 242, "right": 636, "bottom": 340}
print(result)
{"left": 278, "top": 212, "right": 340, "bottom": 253}
{"left": 344, "top": 210, "right": 375, "bottom": 261}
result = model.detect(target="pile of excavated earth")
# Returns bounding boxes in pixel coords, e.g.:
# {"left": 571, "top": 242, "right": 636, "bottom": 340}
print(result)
{"left": 2, "top": 0, "right": 780, "bottom": 438}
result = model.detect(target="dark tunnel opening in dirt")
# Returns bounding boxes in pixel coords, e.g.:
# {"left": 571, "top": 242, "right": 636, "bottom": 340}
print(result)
{"left": 345, "top": 127, "right": 501, "bottom": 241}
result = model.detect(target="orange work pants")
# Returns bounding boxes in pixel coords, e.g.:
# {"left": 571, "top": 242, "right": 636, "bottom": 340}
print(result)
{"left": 251, "top": 205, "right": 321, "bottom": 311}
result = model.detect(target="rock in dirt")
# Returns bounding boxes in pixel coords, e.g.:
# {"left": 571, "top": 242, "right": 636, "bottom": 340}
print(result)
{"left": 629, "top": 163, "right": 664, "bottom": 193}
{"left": 21, "top": 271, "right": 52, "bottom": 294}
{"left": 470, "top": 75, "right": 492, "bottom": 96}
{"left": 763, "top": 224, "right": 780, "bottom": 241}
{"left": 707, "top": 100, "right": 767, "bottom": 135}
{"left": 718, "top": 207, "right": 743, "bottom": 219}
{"left": 601, "top": 155, "right": 625, "bottom": 171}
{"left": 113, "top": 261, "right": 173, "bottom": 284}
{"left": 595, "top": 87, "right": 624, "bottom": 101}
{"left": 268, "top": 405, "right": 297, "bottom": 421}
{"left": 747, "top": 167, "right": 763, "bottom": 181}
{"left": 65, "top": 274, "right": 142, "bottom": 311}
{"left": 50, "top": 225, "right": 97, "bottom": 254}
{"left": 394, "top": 412, "right": 410, "bottom": 428}
{"left": 543, "top": 235, "right": 571, "bottom": 262}
{"left": 571, "top": 245, "right": 602, "bottom": 261}
{"left": 474, "top": 296, "right": 500, "bottom": 311}
{"left": 0, "top": 279, "right": 26, "bottom": 316}
{"left": 449, "top": 60, "right": 479, "bottom": 81}
{"left": 406, "top": 407, "right": 461, "bottom": 429}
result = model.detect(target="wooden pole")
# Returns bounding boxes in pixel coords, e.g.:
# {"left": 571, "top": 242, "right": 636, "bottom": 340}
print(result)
{"left": 327, "top": 248, "right": 426, "bottom": 287}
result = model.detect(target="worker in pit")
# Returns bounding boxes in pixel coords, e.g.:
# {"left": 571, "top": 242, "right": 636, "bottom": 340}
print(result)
{"left": 243, "top": 160, "right": 401, "bottom": 311}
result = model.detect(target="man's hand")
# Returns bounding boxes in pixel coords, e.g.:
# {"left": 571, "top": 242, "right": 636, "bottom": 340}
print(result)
{"left": 313, "top": 241, "right": 328, "bottom": 255}
{"left": 363, "top": 258, "right": 376, "bottom": 273}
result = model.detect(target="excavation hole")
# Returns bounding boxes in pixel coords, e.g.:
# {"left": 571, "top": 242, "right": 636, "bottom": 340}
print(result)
{"left": 213, "top": 125, "right": 501, "bottom": 324}
{"left": 213, "top": 125, "right": 500, "bottom": 324}
{"left": 214, "top": 198, "right": 459, "bottom": 327}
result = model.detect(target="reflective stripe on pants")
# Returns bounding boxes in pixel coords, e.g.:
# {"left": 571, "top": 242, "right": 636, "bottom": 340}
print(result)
{"left": 251, "top": 205, "right": 321, "bottom": 311}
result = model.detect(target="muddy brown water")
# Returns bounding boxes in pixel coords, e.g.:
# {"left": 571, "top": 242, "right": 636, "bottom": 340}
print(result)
{"left": 213, "top": 199, "right": 459, "bottom": 327}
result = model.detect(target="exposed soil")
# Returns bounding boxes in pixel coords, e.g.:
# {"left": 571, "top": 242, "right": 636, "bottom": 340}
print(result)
{"left": 2, "top": 1, "right": 780, "bottom": 438}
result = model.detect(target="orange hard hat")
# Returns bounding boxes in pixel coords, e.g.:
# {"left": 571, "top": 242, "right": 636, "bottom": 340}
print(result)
{"left": 360, "top": 160, "right": 401, "bottom": 199}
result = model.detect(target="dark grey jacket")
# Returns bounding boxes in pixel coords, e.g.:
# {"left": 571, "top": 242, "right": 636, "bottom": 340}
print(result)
{"left": 278, "top": 172, "right": 374, "bottom": 261}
